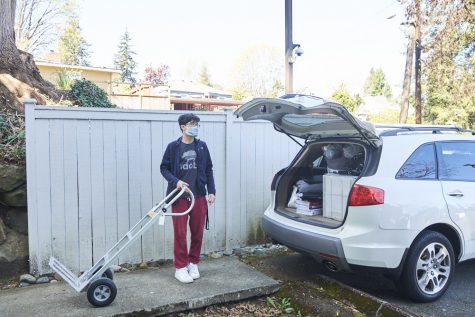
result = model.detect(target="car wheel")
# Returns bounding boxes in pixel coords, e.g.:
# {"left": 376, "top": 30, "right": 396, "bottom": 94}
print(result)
{"left": 400, "top": 230, "right": 455, "bottom": 302}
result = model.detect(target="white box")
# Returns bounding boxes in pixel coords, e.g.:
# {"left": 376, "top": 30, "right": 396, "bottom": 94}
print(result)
{"left": 323, "top": 174, "right": 357, "bottom": 221}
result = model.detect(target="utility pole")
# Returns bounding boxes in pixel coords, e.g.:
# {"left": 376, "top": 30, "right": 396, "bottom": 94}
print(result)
{"left": 285, "top": 0, "right": 293, "bottom": 93}
{"left": 414, "top": 0, "right": 422, "bottom": 124}
{"left": 399, "top": 3, "right": 416, "bottom": 124}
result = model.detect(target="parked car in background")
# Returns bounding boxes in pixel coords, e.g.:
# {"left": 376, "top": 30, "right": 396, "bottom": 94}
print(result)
{"left": 235, "top": 94, "right": 475, "bottom": 302}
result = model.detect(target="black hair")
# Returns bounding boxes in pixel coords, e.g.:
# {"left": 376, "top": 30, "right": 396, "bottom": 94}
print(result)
{"left": 178, "top": 113, "right": 200, "bottom": 132}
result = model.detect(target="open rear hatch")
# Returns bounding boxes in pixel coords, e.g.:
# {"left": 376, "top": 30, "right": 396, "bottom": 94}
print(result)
{"left": 234, "top": 94, "right": 379, "bottom": 147}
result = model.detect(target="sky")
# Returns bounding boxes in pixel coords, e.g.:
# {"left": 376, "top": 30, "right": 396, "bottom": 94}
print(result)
{"left": 78, "top": 0, "right": 408, "bottom": 98}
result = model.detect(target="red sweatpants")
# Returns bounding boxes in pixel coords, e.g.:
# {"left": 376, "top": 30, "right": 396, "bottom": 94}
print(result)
{"left": 172, "top": 196, "right": 207, "bottom": 269}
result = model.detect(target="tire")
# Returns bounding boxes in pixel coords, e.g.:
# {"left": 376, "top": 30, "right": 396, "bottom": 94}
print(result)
{"left": 94, "top": 266, "right": 114, "bottom": 280}
{"left": 87, "top": 278, "right": 117, "bottom": 307}
{"left": 400, "top": 230, "right": 455, "bottom": 302}
{"left": 102, "top": 268, "right": 114, "bottom": 280}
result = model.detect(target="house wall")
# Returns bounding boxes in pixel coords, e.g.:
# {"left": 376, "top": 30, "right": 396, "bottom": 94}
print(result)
{"left": 24, "top": 101, "right": 300, "bottom": 275}
{"left": 37, "top": 65, "right": 116, "bottom": 94}
{"left": 110, "top": 94, "right": 171, "bottom": 110}
{"left": 79, "top": 70, "right": 114, "bottom": 94}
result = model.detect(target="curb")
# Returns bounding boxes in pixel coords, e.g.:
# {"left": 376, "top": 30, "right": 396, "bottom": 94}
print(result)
{"left": 314, "top": 274, "right": 418, "bottom": 317}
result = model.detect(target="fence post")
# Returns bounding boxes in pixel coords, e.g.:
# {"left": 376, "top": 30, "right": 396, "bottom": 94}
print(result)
{"left": 23, "top": 98, "right": 38, "bottom": 275}
{"left": 224, "top": 107, "right": 234, "bottom": 255}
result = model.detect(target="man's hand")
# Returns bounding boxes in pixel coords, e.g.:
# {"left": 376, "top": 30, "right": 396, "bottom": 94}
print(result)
{"left": 207, "top": 194, "right": 216, "bottom": 205}
{"left": 176, "top": 180, "right": 189, "bottom": 189}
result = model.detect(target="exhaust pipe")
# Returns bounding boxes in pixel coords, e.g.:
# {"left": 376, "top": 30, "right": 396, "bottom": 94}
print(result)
{"left": 323, "top": 260, "right": 339, "bottom": 272}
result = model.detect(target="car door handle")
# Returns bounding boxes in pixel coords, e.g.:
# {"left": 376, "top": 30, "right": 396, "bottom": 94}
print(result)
{"left": 448, "top": 191, "right": 464, "bottom": 197}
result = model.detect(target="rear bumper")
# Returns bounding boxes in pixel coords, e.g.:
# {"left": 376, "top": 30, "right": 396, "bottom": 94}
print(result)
{"left": 262, "top": 206, "right": 410, "bottom": 278}
{"left": 262, "top": 214, "right": 351, "bottom": 271}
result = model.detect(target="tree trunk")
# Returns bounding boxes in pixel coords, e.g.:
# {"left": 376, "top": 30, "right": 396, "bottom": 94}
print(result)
{"left": 399, "top": 11, "right": 416, "bottom": 124}
{"left": 414, "top": 0, "right": 422, "bottom": 124}
{"left": 0, "top": 0, "right": 17, "bottom": 53}
{"left": 0, "top": 0, "right": 62, "bottom": 112}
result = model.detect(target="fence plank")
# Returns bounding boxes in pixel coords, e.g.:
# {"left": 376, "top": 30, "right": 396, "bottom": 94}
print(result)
{"left": 90, "top": 121, "right": 106, "bottom": 264}
{"left": 25, "top": 102, "right": 40, "bottom": 275}
{"left": 212, "top": 122, "right": 226, "bottom": 251}
{"left": 63, "top": 120, "right": 80, "bottom": 273}
{"left": 103, "top": 121, "right": 119, "bottom": 263}
{"left": 115, "top": 121, "right": 130, "bottom": 265}
{"left": 127, "top": 121, "right": 144, "bottom": 263}
{"left": 34, "top": 119, "right": 52, "bottom": 274}
{"left": 139, "top": 122, "right": 155, "bottom": 262}
{"left": 151, "top": 122, "right": 166, "bottom": 260}
{"left": 76, "top": 120, "right": 93, "bottom": 271}
{"left": 238, "top": 122, "right": 247, "bottom": 246}
{"left": 49, "top": 120, "right": 66, "bottom": 265}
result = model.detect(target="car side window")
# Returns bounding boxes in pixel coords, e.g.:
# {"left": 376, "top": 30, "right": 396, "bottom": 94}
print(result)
{"left": 437, "top": 142, "right": 475, "bottom": 182}
{"left": 396, "top": 143, "right": 436, "bottom": 179}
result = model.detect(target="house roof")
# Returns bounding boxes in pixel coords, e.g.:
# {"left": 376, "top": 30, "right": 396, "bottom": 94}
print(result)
{"left": 35, "top": 60, "right": 121, "bottom": 74}
{"left": 168, "top": 80, "right": 232, "bottom": 97}
{"left": 355, "top": 95, "right": 402, "bottom": 115}
{"left": 170, "top": 97, "right": 242, "bottom": 107}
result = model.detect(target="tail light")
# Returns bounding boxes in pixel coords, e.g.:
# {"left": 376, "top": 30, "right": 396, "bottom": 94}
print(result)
{"left": 348, "top": 184, "right": 384, "bottom": 206}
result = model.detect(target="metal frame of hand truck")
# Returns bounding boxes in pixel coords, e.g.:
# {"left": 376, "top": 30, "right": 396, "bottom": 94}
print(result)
{"left": 49, "top": 186, "right": 194, "bottom": 306}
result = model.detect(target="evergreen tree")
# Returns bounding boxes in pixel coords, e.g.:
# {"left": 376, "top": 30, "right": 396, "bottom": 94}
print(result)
{"left": 198, "top": 64, "right": 211, "bottom": 86}
{"left": 58, "top": 16, "right": 90, "bottom": 66}
{"left": 363, "top": 68, "right": 392, "bottom": 99}
{"left": 114, "top": 30, "right": 137, "bottom": 86}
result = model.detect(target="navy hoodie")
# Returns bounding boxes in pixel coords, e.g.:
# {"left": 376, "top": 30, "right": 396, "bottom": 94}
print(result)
{"left": 160, "top": 137, "right": 216, "bottom": 197}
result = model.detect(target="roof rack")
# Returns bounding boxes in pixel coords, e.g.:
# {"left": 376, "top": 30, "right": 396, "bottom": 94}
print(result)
{"left": 377, "top": 125, "right": 475, "bottom": 137}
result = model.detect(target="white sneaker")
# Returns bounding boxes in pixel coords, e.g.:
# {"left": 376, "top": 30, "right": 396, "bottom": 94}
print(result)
{"left": 175, "top": 267, "right": 193, "bottom": 283}
{"left": 187, "top": 263, "right": 200, "bottom": 279}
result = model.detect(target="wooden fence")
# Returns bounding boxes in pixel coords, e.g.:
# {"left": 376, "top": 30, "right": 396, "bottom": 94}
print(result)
{"left": 24, "top": 100, "right": 300, "bottom": 275}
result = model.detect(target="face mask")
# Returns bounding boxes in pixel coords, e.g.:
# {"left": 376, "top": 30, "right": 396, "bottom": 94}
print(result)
{"left": 185, "top": 126, "right": 199, "bottom": 137}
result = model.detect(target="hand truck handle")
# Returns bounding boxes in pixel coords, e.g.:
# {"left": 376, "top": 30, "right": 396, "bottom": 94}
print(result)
{"left": 162, "top": 185, "right": 195, "bottom": 216}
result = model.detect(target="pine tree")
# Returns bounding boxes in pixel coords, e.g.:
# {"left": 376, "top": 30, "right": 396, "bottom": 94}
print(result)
{"left": 198, "top": 64, "right": 211, "bottom": 86}
{"left": 114, "top": 30, "right": 137, "bottom": 86}
{"left": 58, "top": 16, "right": 90, "bottom": 66}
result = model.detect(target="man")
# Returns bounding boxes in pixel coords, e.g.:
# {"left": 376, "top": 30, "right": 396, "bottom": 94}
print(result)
{"left": 160, "top": 113, "right": 216, "bottom": 283}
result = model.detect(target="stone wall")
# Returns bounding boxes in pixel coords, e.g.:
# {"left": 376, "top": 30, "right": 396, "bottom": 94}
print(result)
{"left": 0, "top": 164, "right": 29, "bottom": 279}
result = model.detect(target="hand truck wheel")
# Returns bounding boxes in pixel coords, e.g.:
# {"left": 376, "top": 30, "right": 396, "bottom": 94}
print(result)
{"left": 87, "top": 277, "right": 117, "bottom": 307}
{"left": 94, "top": 266, "right": 114, "bottom": 280}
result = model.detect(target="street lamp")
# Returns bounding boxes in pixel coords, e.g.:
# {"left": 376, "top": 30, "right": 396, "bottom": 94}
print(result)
{"left": 285, "top": 0, "right": 303, "bottom": 94}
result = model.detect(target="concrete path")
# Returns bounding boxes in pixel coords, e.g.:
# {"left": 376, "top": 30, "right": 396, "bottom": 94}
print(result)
{"left": 0, "top": 256, "right": 279, "bottom": 317}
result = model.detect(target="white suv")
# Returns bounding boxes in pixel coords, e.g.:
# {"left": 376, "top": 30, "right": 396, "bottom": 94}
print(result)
{"left": 235, "top": 94, "right": 475, "bottom": 302}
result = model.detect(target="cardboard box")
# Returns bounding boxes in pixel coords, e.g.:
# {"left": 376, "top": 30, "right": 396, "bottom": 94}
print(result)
{"left": 323, "top": 174, "right": 357, "bottom": 221}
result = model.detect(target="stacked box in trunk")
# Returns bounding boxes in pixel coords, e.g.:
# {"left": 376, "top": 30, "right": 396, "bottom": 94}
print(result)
{"left": 323, "top": 174, "right": 357, "bottom": 221}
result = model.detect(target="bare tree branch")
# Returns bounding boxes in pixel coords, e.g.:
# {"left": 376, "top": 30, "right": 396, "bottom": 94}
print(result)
{"left": 15, "top": 0, "right": 75, "bottom": 53}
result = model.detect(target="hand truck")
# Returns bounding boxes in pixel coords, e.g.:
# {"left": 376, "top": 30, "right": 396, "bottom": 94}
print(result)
{"left": 49, "top": 186, "right": 194, "bottom": 307}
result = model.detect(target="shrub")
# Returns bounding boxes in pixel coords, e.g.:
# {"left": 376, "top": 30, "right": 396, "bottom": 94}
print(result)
{"left": 69, "top": 79, "right": 115, "bottom": 108}
{"left": 0, "top": 112, "right": 26, "bottom": 164}
{"left": 56, "top": 70, "right": 78, "bottom": 90}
